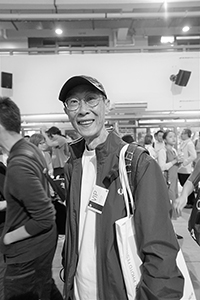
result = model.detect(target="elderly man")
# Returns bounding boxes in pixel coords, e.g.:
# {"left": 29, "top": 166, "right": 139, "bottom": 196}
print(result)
{"left": 59, "top": 75, "right": 184, "bottom": 300}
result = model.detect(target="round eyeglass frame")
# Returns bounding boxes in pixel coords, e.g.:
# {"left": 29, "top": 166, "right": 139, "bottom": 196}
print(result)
{"left": 63, "top": 96, "right": 104, "bottom": 111}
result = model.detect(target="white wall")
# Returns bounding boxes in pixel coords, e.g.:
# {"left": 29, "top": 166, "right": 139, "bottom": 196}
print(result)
{"left": 0, "top": 51, "right": 199, "bottom": 114}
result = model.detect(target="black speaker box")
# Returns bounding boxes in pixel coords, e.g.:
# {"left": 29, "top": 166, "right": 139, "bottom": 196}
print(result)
{"left": 1, "top": 72, "right": 13, "bottom": 89}
{"left": 175, "top": 69, "right": 191, "bottom": 87}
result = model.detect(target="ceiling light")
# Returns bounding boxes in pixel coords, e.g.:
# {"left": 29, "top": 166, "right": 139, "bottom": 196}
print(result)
{"left": 160, "top": 36, "right": 174, "bottom": 44}
{"left": 182, "top": 26, "right": 190, "bottom": 32}
{"left": 176, "top": 36, "right": 200, "bottom": 40}
{"left": 55, "top": 28, "right": 63, "bottom": 35}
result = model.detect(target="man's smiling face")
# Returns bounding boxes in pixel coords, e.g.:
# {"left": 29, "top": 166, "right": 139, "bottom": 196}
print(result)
{"left": 64, "top": 85, "right": 110, "bottom": 147}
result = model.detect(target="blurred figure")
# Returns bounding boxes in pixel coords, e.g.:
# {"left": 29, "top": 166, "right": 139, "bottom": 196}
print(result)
{"left": 157, "top": 130, "right": 184, "bottom": 239}
{"left": 30, "top": 133, "right": 53, "bottom": 177}
{"left": 174, "top": 158, "right": 200, "bottom": 216}
{"left": 154, "top": 130, "right": 165, "bottom": 156}
{"left": 23, "top": 135, "right": 30, "bottom": 142}
{"left": 122, "top": 134, "right": 134, "bottom": 144}
{"left": 194, "top": 131, "right": 200, "bottom": 165}
{"left": 177, "top": 128, "right": 197, "bottom": 208}
{"left": 0, "top": 158, "right": 6, "bottom": 300}
{"left": 41, "top": 126, "right": 70, "bottom": 178}
{"left": 157, "top": 131, "right": 183, "bottom": 205}
{"left": 144, "top": 134, "right": 157, "bottom": 159}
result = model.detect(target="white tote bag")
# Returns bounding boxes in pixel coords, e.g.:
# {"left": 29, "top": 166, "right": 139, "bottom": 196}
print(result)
{"left": 116, "top": 144, "right": 197, "bottom": 300}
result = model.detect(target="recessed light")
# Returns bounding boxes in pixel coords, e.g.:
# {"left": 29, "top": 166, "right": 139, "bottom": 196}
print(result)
{"left": 55, "top": 28, "right": 63, "bottom": 35}
{"left": 182, "top": 26, "right": 190, "bottom": 32}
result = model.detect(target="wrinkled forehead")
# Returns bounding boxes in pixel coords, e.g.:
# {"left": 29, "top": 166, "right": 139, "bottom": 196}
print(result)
{"left": 65, "top": 84, "right": 104, "bottom": 100}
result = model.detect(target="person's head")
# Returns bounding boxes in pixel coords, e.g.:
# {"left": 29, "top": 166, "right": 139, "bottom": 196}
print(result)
{"left": 122, "top": 134, "right": 134, "bottom": 144}
{"left": 144, "top": 134, "right": 153, "bottom": 145}
{"left": 58, "top": 75, "right": 110, "bottom": 148}
{"left": 156, "top": 130, "right": 164, "bottom": 143}
{"left": 0, "top": 97, "right": 21, "bottom": 134}
{"left": 46, "top": 126, "right": 61, "bottom": 139}
{"left": 181, "top": 128, "right": 192, "bottom": 140}
{"left": 24, "top": 135, "right": 30, "bottom": 142}
{"left": 30, "top": 133, "right": 47, "bottom": 151}
{"left": 163, "top": 130, "right": 176, "bottom": 146}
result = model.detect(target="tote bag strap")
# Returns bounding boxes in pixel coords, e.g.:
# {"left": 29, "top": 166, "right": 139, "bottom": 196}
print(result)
{"left": 119, "top": 144, "right": 134, "bottom": 217}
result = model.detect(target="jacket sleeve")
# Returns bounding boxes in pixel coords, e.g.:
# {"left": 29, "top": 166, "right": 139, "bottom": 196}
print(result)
{"left": 133, "top": 153, "right": 184, "bottom": 300}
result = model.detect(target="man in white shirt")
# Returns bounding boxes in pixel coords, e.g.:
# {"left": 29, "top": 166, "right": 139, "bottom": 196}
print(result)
{"left": 178, "top": 128, "right": 197, "bottom": 208}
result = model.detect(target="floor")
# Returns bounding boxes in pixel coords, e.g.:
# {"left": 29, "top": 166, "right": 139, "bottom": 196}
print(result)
{"left": 53, "top": 208, "right": 200, "bottom": 299}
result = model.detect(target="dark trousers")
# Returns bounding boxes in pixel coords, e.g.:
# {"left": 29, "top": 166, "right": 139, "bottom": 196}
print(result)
{"left": 4, "top": 246, "right": 63, "bottom": 300}
{"left": 178, "top": 173, "right": 195, "bottom": 205}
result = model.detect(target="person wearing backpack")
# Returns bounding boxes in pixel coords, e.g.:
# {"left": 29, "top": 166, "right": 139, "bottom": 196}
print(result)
{"left": 58, "top": 75, "right": 184, "bottom": 300}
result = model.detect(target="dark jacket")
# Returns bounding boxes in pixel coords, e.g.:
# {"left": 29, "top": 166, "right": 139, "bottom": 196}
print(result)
{"left": 63, "top": 130, "right": 184, "bottom": 300}
{"left": 0, "top": 138, "right": 57, "bottom": 264}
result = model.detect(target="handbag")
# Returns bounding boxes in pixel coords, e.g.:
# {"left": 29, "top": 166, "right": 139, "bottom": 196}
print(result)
{"left": 115, "top": 144, "right": 142, "bottom": 300}
{"left": 188, "top": 188, "right": 200, "bottom": 246}
{"left": 116, "top": 143, "right": 197, "bottom": 300}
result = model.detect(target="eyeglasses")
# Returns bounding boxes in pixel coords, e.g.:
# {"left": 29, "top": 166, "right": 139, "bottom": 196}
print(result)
{"left": 64, "top": 95, "right": 103, "bottom": 111}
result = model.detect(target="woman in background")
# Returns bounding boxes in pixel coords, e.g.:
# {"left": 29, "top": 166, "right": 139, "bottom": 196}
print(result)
{"left": 30, "top": 133, "right": 54, "bottom": 177}
{"left": 157, "top": 130, "right": 183, "bottom": 239}
{"left": 158, "top": 130, "right": 182, "bottom": 203}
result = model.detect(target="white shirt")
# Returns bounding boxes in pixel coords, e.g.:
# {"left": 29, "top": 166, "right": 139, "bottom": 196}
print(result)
{"left": 178, "top": 138, "right": 197, "bottom": 174}
{"left": 74, "top": 148, "right": 97, "bottom": 300}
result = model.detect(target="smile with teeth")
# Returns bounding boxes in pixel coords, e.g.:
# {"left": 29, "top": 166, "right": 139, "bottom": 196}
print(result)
{"left": 78, "top": 120, "right": 94, "bottom": 125}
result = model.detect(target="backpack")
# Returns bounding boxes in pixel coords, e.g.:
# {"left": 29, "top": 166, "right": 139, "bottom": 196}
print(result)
{"left": 124, "top": 143, "right": 148, "bottom": 197}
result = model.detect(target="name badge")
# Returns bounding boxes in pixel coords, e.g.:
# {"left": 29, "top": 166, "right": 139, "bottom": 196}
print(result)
{"left": 88, "top": 185, "right": 109, "bottom": 214}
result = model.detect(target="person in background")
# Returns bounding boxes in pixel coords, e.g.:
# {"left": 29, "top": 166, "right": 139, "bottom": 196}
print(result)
{"left": 154, "top": 129, "right": 165, "bottom": 156}
{"left": 0, "top": 97, "right": 63, "bottom": 300}
{"left": 157, "top": 130, "right": 183, "bottom": 239}
{"left": 194, "top": 131, "right": 200, "bottom": 166}
{"left": 23, "top": 135, "right": 30, "bottom": 142}
{"left": 58, "top": 74, "right": 184, "bottom": 300}
{"left": 41, "top": 126, "right": 70, "bottom": 178}
{"left": 121, "top": 134, "right": 134, "bottom": 144}
{"left": 174, "top": 157, "right": 200, "bottom": 216}
{"left": 0, "top": 159, "right": 6, "bottom": 300}
{"left": 144, "top": 134, "right": 157, "bottom": 159}
{"left": 177, "top": 128, "right": 197, "bottom": 209}
{"left": 30, "top": 133, "right": 54, "bottom": 177}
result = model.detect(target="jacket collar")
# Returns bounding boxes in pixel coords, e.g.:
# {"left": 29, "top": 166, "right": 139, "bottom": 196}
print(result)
{"left": 70, "top": 129, "right": 123, "bottom": 162}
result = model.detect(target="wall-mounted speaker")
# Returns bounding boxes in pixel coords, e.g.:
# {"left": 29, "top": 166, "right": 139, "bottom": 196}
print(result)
{"left": 1, "top": 72, "right": 13, "bottom": 89}
{"left": 170, "top": 69, "right": 191, "bottom": 87}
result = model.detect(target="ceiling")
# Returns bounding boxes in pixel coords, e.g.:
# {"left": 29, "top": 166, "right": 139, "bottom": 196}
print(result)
{"left": 1, "top": 0, "right": 200, "bottom": 133}
{"left": 0, "top": 0, "right": 200, "bottom": 50}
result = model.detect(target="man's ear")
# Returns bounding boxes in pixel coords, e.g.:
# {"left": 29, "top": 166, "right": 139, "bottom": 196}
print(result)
{"left": 105, "top": 98, "right": 110, "bottom": 114}
{"left": 63, "top": 106, "right": 68, "bottom": 115}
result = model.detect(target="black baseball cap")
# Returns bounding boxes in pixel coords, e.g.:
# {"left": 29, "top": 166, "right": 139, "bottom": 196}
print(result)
{"left": 58, "top": 75, "right": 107, "bottom": 102}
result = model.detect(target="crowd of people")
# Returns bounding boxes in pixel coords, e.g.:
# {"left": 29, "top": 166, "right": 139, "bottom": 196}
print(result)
{"left": 0, "top": 74, "right": 199, "bottom": 299}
